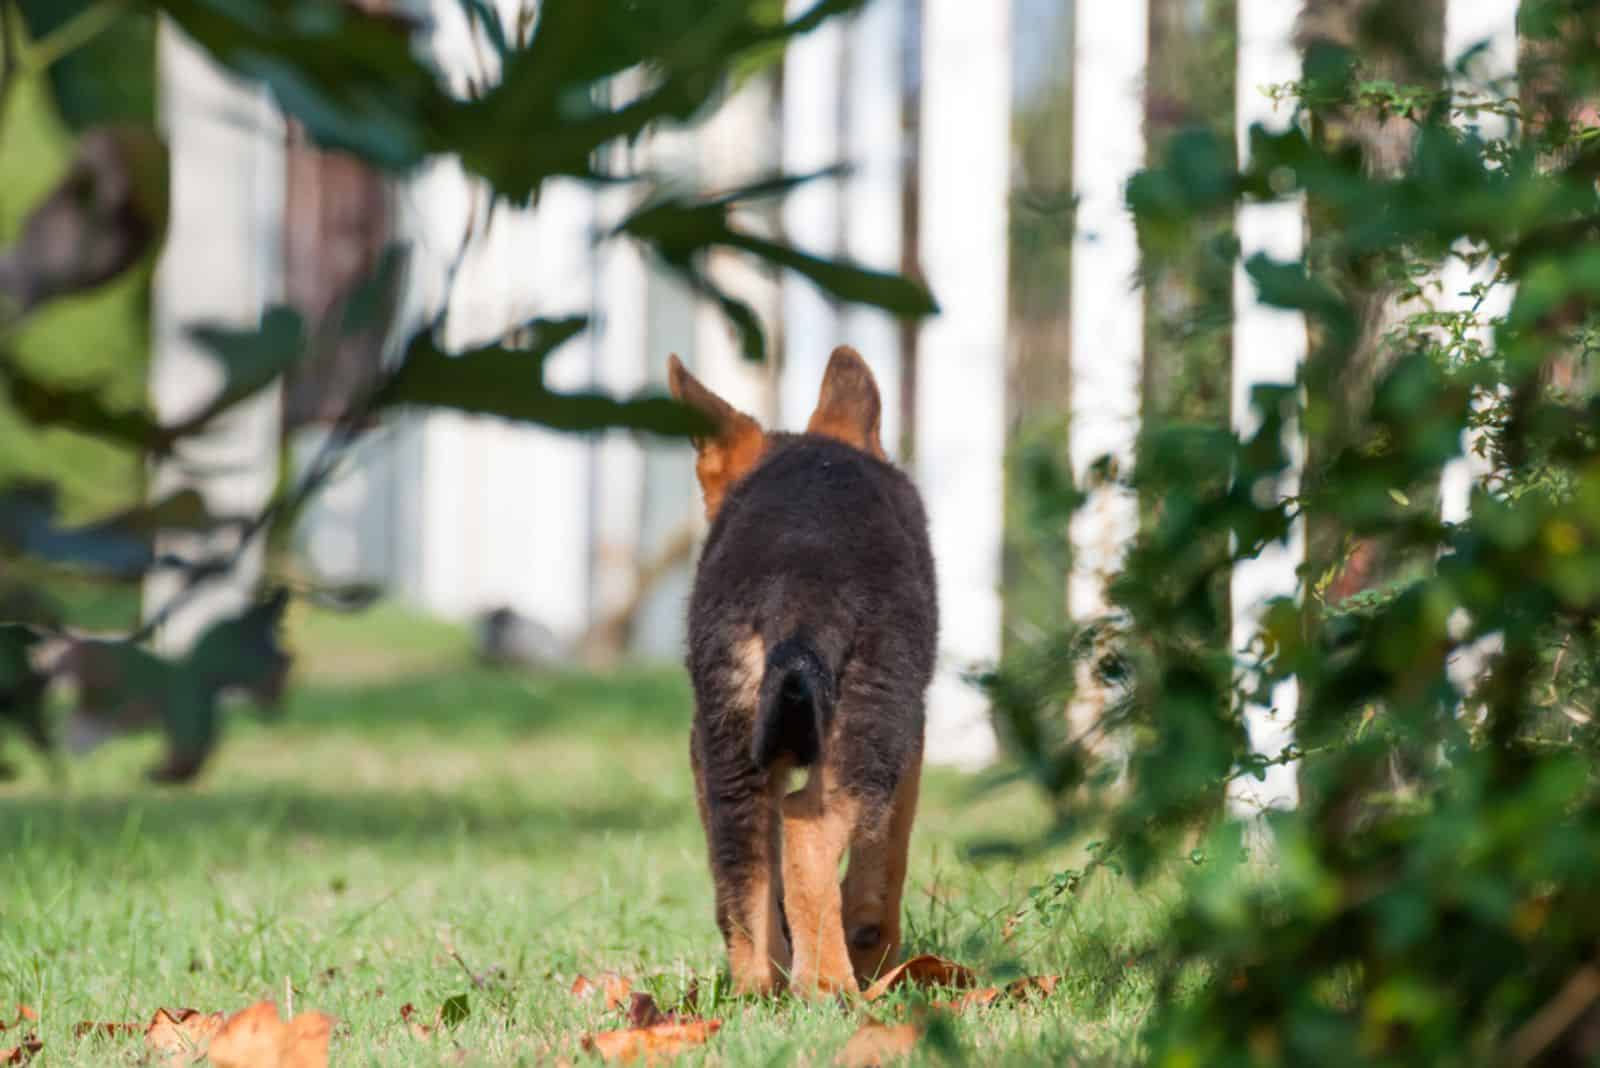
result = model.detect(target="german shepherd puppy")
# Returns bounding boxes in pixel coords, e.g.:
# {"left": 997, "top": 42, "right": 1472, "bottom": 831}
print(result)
{"left": 668, "top": 347, "right": 936, "bottom": 997}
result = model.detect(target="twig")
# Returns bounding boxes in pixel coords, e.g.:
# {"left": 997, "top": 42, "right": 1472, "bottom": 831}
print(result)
{"left": 1503, "top": 964, "right": 1600, "bottom": 1067}
{"left": 133, "top": 374, "right": 383, "bottom": 645}
{"left": 449, "top": 947, "right": 484, "bottom": 989}
{"left": 25, "top": 0, "right": 125, "bottom": 74}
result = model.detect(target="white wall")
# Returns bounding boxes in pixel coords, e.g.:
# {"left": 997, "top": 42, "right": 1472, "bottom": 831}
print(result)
{"left": 916, "top": 0, "right": 1011, "bottom": 768}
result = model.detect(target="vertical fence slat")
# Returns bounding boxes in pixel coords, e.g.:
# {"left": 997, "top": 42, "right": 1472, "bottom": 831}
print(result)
{"left": 917, "top": 0, "right": 1010, "bottom": 768}
{"left": 1440, "top": 0, "right": 1518, "bottom": 699}
{"left": 397, "top": 0, "right": 596, "bottom": 638}
{"left": 695, "top": 75, "right": 781, "bottom": 426}
{"left": 842, "top": 0, "right": 906, "bottom": 457}
{"left": 590, "top": 134, "right": 650, "bottom": 647}
{"left": 1067, "top": 0, "right": 1148, "bottom": 735}
{"left": 780, "top": 1, "right": 845, "bottom": 429}
{"left": 1227, "top": 0, "right": 1307, "bottom": 820}
{"left": 1438, "top": 0, "right": 1518, "bottom": 528}
{"left": 144, "top": 19, "right": 284, "bottom": 653}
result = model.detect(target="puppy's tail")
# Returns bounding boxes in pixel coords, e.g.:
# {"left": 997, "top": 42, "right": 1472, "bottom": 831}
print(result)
{"left": 752, "top": 636, "right": 836, "bottom": 769}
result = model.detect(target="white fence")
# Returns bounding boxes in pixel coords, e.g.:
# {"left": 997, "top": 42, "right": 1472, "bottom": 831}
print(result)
{"left": 145, "top": 0, "right": 1521, "bottom": 774}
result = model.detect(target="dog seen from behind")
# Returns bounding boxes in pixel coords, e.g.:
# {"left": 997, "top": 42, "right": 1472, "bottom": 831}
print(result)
{"left": 669, "top": 346, "right": 937, "bottom": 997}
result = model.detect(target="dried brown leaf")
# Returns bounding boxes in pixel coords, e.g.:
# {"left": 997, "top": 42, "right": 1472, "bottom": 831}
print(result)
{"left": 861, "top": 955, "right": 978, "bottom": 1001}
{"left": 934, "top": 974, "right": 1062, "bottom": 1013}
{"left": 934, "top": 987, "right": 1002, "bottom": 1012}
{"left": 206, "top": 1001, "right": 287, "bottom": 1068}
{"left": 73, "top": 1021, "right": 141, "bottom": 1039}
{"left": 399, "top": 1003, "right": 433, "bottom": 1040}
{"left": 835, "top": 1021, "right": 920, "bottom": 1066}
{"left": 12, "top": 1009, "right": 33, "bottom": 1025}
{"left": 207, "top": 1000, "right": 334, "bottom": 1068}
{"left": 280, "top": 1011, "right": 335, "bottom": 1068}
{"left": 0, "top": 1035, "right": 41, "bottom": 1065}
{"left": 145, "top": 1007, "right": 225, "bottom": 1066}
{"left": 581, "top": 1018, "right": 722, "bottom": 1064}
{"left": 571, "top": 972, "right": 633, "bottom": 1010}
{"left": 626, "top": 993, "right": 677, "bottom": 1030}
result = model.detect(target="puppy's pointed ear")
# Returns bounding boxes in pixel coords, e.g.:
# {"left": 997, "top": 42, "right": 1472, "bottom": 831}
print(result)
{"left": 668, "top": 354, "right": 768, "bottom": 520}
{"left": 806, "top": 346, "right": 885, "bottom": 459}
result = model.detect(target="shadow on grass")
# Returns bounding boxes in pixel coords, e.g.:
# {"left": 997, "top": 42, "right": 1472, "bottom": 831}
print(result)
{"left": 284, "top": 665, "right": 692, "bottom": 738}
{"left": 0, "top": 784, "right": 689, "bottom": 857}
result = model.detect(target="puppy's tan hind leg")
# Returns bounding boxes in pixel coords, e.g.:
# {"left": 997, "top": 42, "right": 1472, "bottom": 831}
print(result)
{"left": 781, "top": 774, "right": 858, "bottom": 997}
{"left": 842, "top": 760, "right": 921, "bottom": 984}
{"left": 727, "top": 776, "right": 793, "bottom": 995}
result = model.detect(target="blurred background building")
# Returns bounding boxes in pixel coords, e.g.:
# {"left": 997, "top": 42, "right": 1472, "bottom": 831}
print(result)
{"left": 5, "top": 0, "right": 1514, "bottom": 772}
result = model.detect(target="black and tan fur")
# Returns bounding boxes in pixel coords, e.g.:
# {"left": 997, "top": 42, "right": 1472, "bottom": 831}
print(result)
{"left": 669, "top": 347, "right": 937, "bottom": 997}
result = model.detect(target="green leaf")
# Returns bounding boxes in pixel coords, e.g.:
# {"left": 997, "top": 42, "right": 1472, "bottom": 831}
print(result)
{"left": 0, "top": 624, "right": 49, "bottom": 752}
{"left": 152, "top": 0, "right": 445, "bottom": 169}
{"left": 439, "top": 993, "right": 471, "bottom": 1030}
{"left": 0, "top": 483, "right": 153, "bottom": 576}
{"left": 0, "top": 353, "right": 169, "bottom": 452}
{"left": 381, "top": 317, "right": 710, "bottom": 437}
{"left": 18, "top": 2, "right": 157, "bottom": 130}
{"left": 64, "top": 591, "right": 290, "bottom": 783}
{"left": 185, "top": 306, "right": 308, "bottom": 421}
{"left": 0, "top": 483, "right": 235, "bottom": 578}
{"left": 185, "top": 588, "right": 291, "bottom": 707}
{"left": 619, "top": 177, "right": 937, "bottom": 358}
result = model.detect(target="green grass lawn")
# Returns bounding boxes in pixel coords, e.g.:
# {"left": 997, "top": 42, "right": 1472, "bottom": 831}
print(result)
{"left": 0, "top": 606, "right": 1164, "bottom": 1065}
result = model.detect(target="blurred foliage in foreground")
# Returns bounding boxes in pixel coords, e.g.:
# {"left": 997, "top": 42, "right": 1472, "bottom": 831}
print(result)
{"left": 0, "top": 0, "right": 936, "bottom": 781}
{"left": 986, "top": 1, "right": 1600, "bottom": 1063}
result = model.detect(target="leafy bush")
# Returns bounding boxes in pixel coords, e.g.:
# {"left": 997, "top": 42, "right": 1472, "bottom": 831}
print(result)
{"left": 991, "top": 2, "right": 1600, "bottom": 1063}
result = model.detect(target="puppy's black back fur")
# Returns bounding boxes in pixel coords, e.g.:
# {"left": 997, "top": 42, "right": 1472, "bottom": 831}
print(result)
{"left": 688, "top": 433, "right": 936, "bottom": 795}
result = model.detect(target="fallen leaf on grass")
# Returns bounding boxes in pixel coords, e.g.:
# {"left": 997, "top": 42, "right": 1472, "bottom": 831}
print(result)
{"left": 627, "top": 992, "right": 690, "bottom": 1030}
{"left": 11, "top": 1009, "right": 34, "bottom": 1025}
{"left": 571, "top": 973, "right": 633, "bottom": 1010}
{"left": 862, "top": 955, "right": 978, "bottom": 1001}
{"left": 835, "top": 1021, "right": 920, "bottom": 1066}
{"left": 934, "top": 974, "right": 1062, "bottom": 1013}
{"left": 73, "top": 1020, "right": 141, "bottom": 1038}
{"left": 278, "top": 1011, "right": 335, "bottom": 1068}
{"left": 206, "top": 1002, "right": 284, "bottom": 1067}
{"left": 206, "top": 1000, "right": 335, "bottom": 1068}
{"left": 145, "top": 1007, "right": 225, "bottom": 1066}
{"left": 581, "top": 1018, "right": 721, "bottom": 1064}
{"left": 399, "top": 993, "right": 471, "bottom": 1040}
{"left": 399, "top": 1003, "right": 433, "bottom": 1040}
{"left": 0, "top": 1035, "right": 41, "bottom": 1065}
{"left": 439, "top": 993, "right": 471, "bottom": 1029}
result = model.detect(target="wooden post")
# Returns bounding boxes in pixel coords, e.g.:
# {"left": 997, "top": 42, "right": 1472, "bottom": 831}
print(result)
{"left": 917, "top": 0, "right": 1010, "bottom": 768}
{"left": 143, "top": 19, "right": 284, "bottom": 653}
{"left": 1227, "top": 0, "right": 1306, "bottom": 820}
{"left": 1067, "top": 2, "right": 1148, "bottom": 740}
